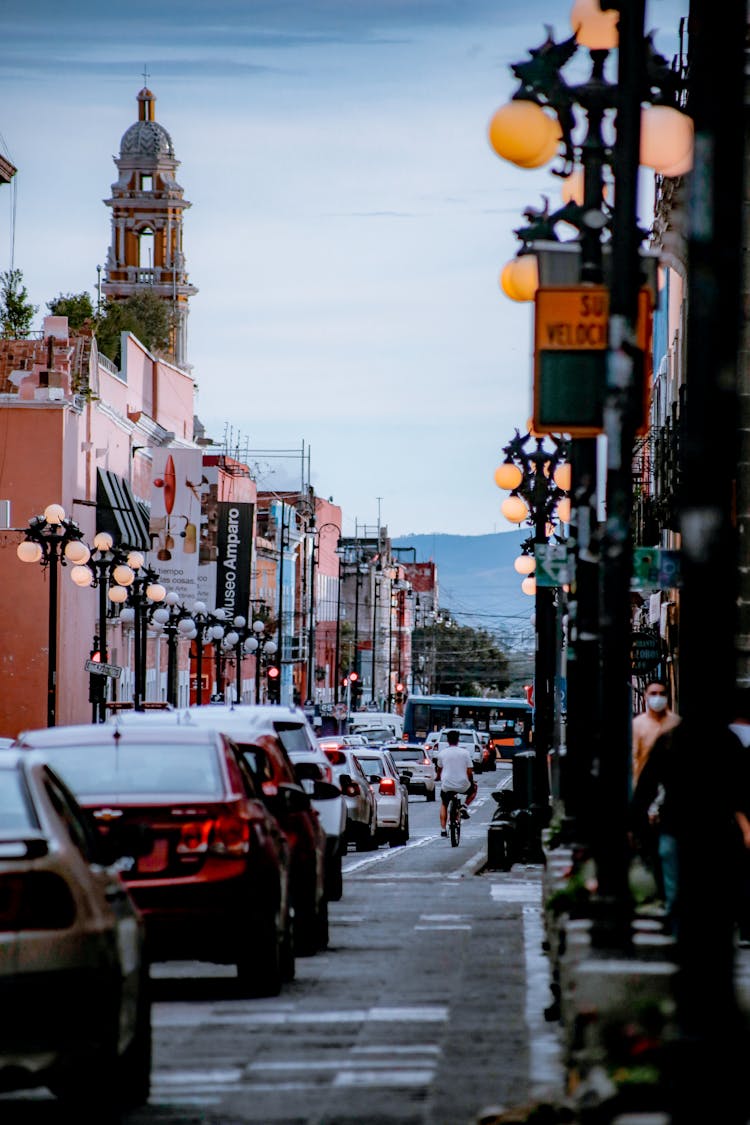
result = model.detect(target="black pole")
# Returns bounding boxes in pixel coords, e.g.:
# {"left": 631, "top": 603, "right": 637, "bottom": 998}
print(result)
{"left": 668, "top": 0, "right": 747, "bottom": 1118}
{"left": 354, "top": 566, "right": 361, "bottom": 678}
{"left": 46, "top": 541, "right": 59, "bottom": 728}
{"left": 132, "top": 587, "right": 143, "bottom": 711}
{"left": 166, "top": 621, "right": 178, "bottom": 706}
{"left": 334, "top": 566, "right": 342, "bottom": 705}
{"left": 277, "top": 507, "right": 286, "bottom": 704}
{"left": 387, "top": 583, "right": 394, "bottom": 710}
{"left": 371, "top": 573, "right": 379, "bottom": 703}
{"left": 307, "top": 529, "right": 316, "bottom": 702}
{"left": 97, "top": 564, "right": 109, "bottom": 722}
{"left": 196, "top": 628, "right": 204, "bottom": 705}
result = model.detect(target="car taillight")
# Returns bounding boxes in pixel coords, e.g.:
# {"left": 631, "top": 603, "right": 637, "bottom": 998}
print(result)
{"left": 422, "top": 756, "right": 431, "bottom": 765}
{"left": 176, "top": 820, "right": 212, "bottom": 855}
{"left": 262, "top": 780, "right": 279, "bottom": 797}
{"left": 379, "top": 778, "right": 397, "bottom": 796}
{"left": 212, "top": 812, "right": 252, "bottom": 856}
{"left": 0, "top": 872, "right": 76, "bottom": 931}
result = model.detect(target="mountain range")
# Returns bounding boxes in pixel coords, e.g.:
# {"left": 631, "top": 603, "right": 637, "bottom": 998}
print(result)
{"left": 393, "top": 530, "right": 535, "bottom": 655}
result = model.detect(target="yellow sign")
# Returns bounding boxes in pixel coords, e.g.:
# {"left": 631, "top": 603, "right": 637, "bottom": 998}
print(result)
{"left": 536, "top": 288, "right": 608, "bottom": 351}
{"left": 532, "top": 286, "right": 653, "bottom": 438}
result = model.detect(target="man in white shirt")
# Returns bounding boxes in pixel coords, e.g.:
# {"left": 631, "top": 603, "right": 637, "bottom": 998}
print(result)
{"left": 436, "top": 730, "right": 477, "bottom": 838}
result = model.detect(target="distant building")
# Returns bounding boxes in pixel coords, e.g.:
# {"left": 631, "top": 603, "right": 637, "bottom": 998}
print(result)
{"left": 103, "top": 87, "right": 197, "bottom": 369}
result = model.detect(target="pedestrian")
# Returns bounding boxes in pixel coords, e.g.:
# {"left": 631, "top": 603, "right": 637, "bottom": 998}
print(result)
{"left": 632, "top": 678, "right": 680, "bottom": 786}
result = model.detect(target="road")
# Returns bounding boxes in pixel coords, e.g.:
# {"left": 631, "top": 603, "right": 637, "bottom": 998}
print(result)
{"left": 1, "top": 767, "right": 563, "bottom": 1125}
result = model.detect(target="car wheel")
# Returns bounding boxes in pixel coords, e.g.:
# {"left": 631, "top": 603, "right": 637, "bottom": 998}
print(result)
{"left": 295, "top": 891, "right": 322, "bottom": 956}
{"left": 237, "top": 909, "right": 283, "bottom": 997}
{"left": 50, "top": 1003, "right": 124, "bottom": 1122}
{"left": 326, "top": 850, "right": 344, "bottom": 901}
{"left": 362, "top": 812, "right": 379, "bottom": 850}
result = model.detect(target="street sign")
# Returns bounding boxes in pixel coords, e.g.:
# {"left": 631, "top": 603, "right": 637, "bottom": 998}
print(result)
{"left": 630, "top": 631, "right": 663, "bottom": 675}
{"left": 85, "top": 658, "right": 122, "bottom": 679}
{"left": 534, "top": 542, "right": 570, "bottom": 587}
{"left": 533, "top": 285, "right": 652, "bottom": 437}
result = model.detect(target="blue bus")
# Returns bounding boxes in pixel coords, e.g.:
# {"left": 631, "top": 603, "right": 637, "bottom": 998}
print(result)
{"left": 402, "top": 694, "right": 533, "bottom": 759}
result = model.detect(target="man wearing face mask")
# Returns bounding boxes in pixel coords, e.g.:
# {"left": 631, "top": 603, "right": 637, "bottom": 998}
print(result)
{"left": 632, "top": 679, "right": 680, "bottom": 785}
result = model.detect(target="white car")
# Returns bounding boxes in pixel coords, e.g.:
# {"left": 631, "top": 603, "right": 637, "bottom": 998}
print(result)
{"left": 433, "top": 728, "right": 484, "bottom": 772}
{"left": 353, "top": 747, "right": 410, "bottom": 847}
{"left": 383, "top": 741, "right": 437, "bottom": 800}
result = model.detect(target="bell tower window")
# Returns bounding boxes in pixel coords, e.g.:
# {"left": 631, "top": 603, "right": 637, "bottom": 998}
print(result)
{"left": 140, "top": 173, "right": 153, "bottom": 191}
{"left": 139, "top": 228, "right": 155, "bottom": 270}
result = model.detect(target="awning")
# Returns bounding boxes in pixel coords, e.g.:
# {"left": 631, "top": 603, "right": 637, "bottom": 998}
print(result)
{"left": 97, "top": 469, "right": 151, "bottom": 551}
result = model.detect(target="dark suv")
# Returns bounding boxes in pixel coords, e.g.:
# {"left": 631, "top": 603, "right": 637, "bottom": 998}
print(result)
{"left": 16, "top": 723, "right": 295, "bottom": 997}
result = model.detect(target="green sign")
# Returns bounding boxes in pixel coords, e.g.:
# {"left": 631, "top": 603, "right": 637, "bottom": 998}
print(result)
{"left": 632, "top": 548, "right": 682, "bottom": 590}
{"left": 535, "top": 542, "right": 569, "bottom": 587}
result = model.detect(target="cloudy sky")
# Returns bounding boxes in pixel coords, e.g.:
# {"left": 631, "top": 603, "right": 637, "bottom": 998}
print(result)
{"left": 1, "top": 0, "right": 686, "bottom": 538}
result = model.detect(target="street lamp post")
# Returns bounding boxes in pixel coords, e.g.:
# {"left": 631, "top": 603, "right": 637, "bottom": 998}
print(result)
{"left": 496, "top": 431, "right": 569, "bottom": 850}
{"left": 370, "top": 567, "right": 381, "bottom": 704}
{"left": 150, "top": 593, "right": 196, "bottom": 706}
{"left": 16, "top": 504, "right": 89, "bottom": 727}
{"left": 307, "top": 522, "right": 341, "bottom": 708}
{"left": 244, "top": 617, "right": 278, "bottom": 704}
{"left": 110, "top": 558, "right": 166, "bottom": 709}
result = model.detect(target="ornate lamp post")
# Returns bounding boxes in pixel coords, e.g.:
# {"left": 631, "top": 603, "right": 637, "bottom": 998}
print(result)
{"left": 68, "top": 530, "right": 128, "bottom": 721}
{"left": 150, "top": 593, "right": 196, "bottom": 706}
{"left": 109, "top": 556, "right": 166, "bottom": 709}
{"left": 244, "top": 617, "right": 278, "bottom": 704}
{"left": 16, "top": 504, "right": 89, "bottom": 727}
{"left": 496, "top": 429, "right": 569, "bottom": 853}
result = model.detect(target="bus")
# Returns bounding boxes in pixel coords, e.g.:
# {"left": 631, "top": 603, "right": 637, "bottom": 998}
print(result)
{"left": 402, "top": 694, "right": 533, "bottom": 759}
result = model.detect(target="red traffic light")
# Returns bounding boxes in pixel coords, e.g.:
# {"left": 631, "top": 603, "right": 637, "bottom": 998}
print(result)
{"left": 267, "top": 665, "right": 280, "bottom": 680}
{"left": 349, "top": 671, "right": 359, "bottom": 682}
{"left": 90, "top": 651, "right": 101, "bottom": 663}
{"left": 395, "top": 682, "right": 404, "bottom": 692}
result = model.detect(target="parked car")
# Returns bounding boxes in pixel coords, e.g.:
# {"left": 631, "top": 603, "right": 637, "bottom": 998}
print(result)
{"left": 383, "top": 741, "right": 437, "bottom": 800}
{"left": 318, "top": 738, "right": 378, "bottom": 850}
{"left": 113, "top": 706, "right": 330, "bottom": 955}
{"left": 15, "top": 722, "right": 295, "bottom": 996}
{"left": 433, "top": 728, "right": 485, "bottom": 772}
{"left": 478, "top": 732, "right": 496, "bottom": 772}
{"left": 352, "top": 747, "right": 410, "bottom": 847}
{"left": 190, "top": 704, "right": 347, "bottom": 910}
{"left": 0, "top": 737, "right": 14, "bottom": 749}
{"left": 0, "top": 748, "right": 151, "bottom": 1114}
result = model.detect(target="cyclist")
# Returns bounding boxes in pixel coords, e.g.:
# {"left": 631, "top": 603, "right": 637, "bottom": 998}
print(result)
{"left": 436, "top": 729, "right": 478, "bottom": 838}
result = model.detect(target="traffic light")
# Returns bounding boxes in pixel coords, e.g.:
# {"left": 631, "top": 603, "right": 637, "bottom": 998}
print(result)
{"left": 394, "top": 682, "right": 405, "bottom": 705}
{"left": 267, "top": 664, "right": 280, "bottom": 703}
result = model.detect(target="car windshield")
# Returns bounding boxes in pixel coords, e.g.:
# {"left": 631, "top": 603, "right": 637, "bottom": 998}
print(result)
{"left": 275, "top": 723, "right": 313, "bottom": 755}
{"left": 35, "top": 742, "right": 223, "bottom": 799}
{"left": 0, "top": 770, "right": 36, "bottom": 831}
{"left": 358, "top": 729, "right": 391, "bottom": 744}
{"left": 388, "top": 748, "right": 424, "bottom": 762}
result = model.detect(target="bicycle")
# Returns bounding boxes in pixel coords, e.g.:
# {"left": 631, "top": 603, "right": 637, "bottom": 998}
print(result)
{"left": 447, "top": 791, "right": 464, "bottom": 848}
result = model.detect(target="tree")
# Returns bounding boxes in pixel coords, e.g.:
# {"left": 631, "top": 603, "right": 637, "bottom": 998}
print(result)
{"left": 0, "top": 269, "right": 37, "bottom": 338}
{"left": 46, "top": 291, "right": 95, "bottom": 332}
{"left": 96, "top": 291, "right": 175, "bottom": 365}
{"left": 413, "top": 617, "right": 510, "bottom": 696}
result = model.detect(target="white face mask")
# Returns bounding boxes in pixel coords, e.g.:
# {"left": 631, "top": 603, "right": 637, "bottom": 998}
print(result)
{"left": 647, "top": 694, "right": 668, "bottom": 713}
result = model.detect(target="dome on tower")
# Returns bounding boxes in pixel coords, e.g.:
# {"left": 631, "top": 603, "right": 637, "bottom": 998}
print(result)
{"left": 118, "top": 87, "right": 175, "bottom": 159}
{"left": 120, "top": 120, "right": 174, "bottom": 158}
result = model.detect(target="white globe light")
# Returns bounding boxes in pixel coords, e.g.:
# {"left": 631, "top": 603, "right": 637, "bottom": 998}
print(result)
{"left": 225, "top": 630, "right": 240, "bottom": 646}
{"left": 501, "top": 495, "right": 529, "bottom": 524}
{"left": 244, "top": 637, "right": 259, "bottom": 653}
{"left": 640, "top": 106, "right": 694, "bottom": 174}
{"left": 186, "top": 629, "right": 198, "bottom": 640}
{"left": 70, "top": 565, "right": 94, "bottom": 587}
{"left": 93, "top": 531, "right": 114, "bottom": 552}
{"left": 120, "top": 606, "right": 136, "bottom": 623}
{"left": 557, "top": 497, "right": 572, "bottom": 524}
{"left": 146, "top": 583, "right": 166, "bottom": 602}
{"left": 64, "top": 540, "right": 90, "bottom": 565}
{"left": 178, "top": 617, "right": 196, "bottom": 635}
{"left": 165, "top": 591, "right": 180, "bottom": 606}
{"left": 126, "top": 551, "right": 145, "bottom": 571}
{"left": 151, "top": 620, "right": 165, "bottom": 633}
{"left": 44, "top": 504, "right": 65, "bottom": 525}
{"left": 214, "top": 608, "right": 227, "bottom": 621}
{"left": 113, "top": 564, "right": 135, "bottom": 587}
{"left": 253, "top": 620, "right": 265, "bottom": 633}
{"left": 264, "top": 640, "right": 278, "bottom": 656}
{"left": 152, "top": 607, "right": 170, "bottom": 624}
{"left": 17, "top": 541, "right": 43, "bottom": 564}
{"left": 108, "top": 585, "right": 128, "bottom": 604}
{"left": 233, "top": 616, "right": 246, "bottom": 628}
{"left": 211, "top": 625, "right": 225, "bottom": 640}
{"left": 514, "top": 555, "right": 536, "bottom": 576}
{"left": 193, "top": 600, "right": 207, "bottom": 614}
{"left": 522, "top": 576, "right": 537, "bottom": 596}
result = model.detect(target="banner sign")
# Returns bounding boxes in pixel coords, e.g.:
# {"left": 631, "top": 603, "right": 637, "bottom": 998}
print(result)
{"left": 148, "top": 448, "right": 204, "bottom": 603}
{"left": 632, "top": 547, "right": 682, "bottom": 591}
{"left": 216, "top": 501, "right": 253, "bottom": 620}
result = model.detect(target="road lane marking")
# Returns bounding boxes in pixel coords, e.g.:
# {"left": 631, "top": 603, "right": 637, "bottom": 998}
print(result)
{"left": 334, "top": 1069, "right": 435, "bottom": 1087}
{"left": 343, "top": 834, "right": 437, "bottom": 872}
{"left": 414, "top": 924, "right": 472, "bottom": 931}
{"left": 153, "top": 1005, "right": 448, "bottom": 1029}
{"left": 523, "top": 903, "right": 564, "bottom": 1101}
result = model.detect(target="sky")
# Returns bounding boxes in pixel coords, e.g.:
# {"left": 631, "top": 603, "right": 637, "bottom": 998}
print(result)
{"left": 1, "top": 0, "right": 686, "bottom": 539}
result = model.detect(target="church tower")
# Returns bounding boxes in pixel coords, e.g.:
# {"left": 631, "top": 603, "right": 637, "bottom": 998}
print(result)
{"left": 103, "top": 86, "right": 197, "bottom": 369}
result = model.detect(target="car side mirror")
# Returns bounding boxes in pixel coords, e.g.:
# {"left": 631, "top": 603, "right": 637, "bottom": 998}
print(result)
{"left": 312, "top": 780, "right": 343, "bottom": 801}
{"left": 337, "top": 773, "right": 352, "bottom": 789}
{"left": 277, "top": 782, "right": 312, "bottom": 814}
{"left": 368, "top": 774, "right": 381, "bottom": 785}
